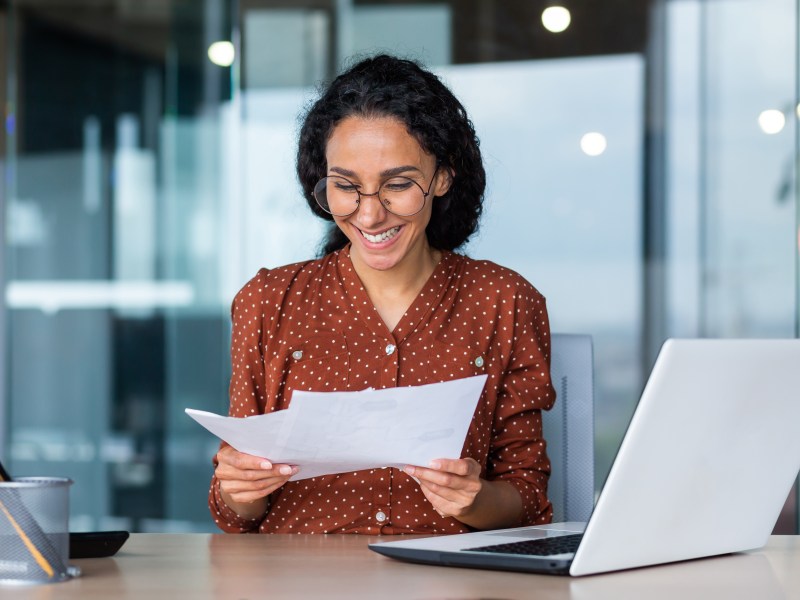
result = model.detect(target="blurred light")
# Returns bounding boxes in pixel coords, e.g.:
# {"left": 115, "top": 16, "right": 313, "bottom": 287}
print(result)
{"left": 758, "top": 109, "right": 785, "bottom": 134}
{"left": 580, "top": 132, "right": 607, "bottom": 156}
{"left": 542, "top": 6, "right": 571, "bottom": 33}
{"left": 6, "top": 281, "right": 194, "bottom": 314}
{"left": 207, "top": 41, "right": 235, "bottom": 67}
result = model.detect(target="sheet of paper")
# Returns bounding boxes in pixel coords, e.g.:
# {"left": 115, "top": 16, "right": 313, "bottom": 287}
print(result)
{"left": 185, "top": 374, "right": 487, "bottom": 480}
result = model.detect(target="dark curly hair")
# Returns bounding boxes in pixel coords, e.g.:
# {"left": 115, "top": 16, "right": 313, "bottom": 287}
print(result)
{"left": 296, "top": 54, "right": 486, "bottom": 256}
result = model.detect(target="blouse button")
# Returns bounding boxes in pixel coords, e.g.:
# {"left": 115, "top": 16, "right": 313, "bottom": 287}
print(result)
{"left": 292, "top": 350, "right": 303, "bottom": 360}
{"left": 375, "top": 510, "right": 387, "bottom": 523}
{"left": 474, "top": 356, "right": 485, "bottom": 368}
{"left": 385, "top": 344, "right": 396, "bottom": 356}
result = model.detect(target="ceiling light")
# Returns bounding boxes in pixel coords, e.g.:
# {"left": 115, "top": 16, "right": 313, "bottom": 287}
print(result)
{"left": 208, "top": 41, "right": 235, "bottom": 67}
{"left": 542, "top": 6, "right": 571, "bottom": 33}
{"left": 580, "top": 132, "right": 607, "bottom": 156}
{"left": 758, "top": 109, "right": 785, "bottom": 134}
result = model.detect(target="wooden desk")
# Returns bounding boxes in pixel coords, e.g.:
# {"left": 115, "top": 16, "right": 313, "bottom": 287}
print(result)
{"left": 2, "top": 534, "right": 799, "bottom": 599}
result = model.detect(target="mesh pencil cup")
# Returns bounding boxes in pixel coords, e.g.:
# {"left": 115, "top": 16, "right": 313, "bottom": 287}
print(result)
{"left": 0, "top": 477, "right": 76, "bottom": 584}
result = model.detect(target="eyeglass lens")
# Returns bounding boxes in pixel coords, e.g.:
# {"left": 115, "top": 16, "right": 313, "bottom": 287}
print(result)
{"left": 314, "top": 176, "right": 427, "bottom": 217}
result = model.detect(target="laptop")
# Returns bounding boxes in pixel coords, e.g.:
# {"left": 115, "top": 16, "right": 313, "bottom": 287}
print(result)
{"left": 369, "top": 338, "right": 800, "bottom": 576}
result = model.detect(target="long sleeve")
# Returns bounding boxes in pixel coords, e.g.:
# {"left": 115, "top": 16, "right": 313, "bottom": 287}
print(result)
{"left": 487, "top": 290, "right": 555, "bottom": 525}
{"left": 208, "top": 270, "right": 271, "bottom": 533}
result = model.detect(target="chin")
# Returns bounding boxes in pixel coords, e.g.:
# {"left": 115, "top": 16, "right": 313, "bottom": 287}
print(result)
{"left": 359, "top": 253, "right": 401, "bottom": 272}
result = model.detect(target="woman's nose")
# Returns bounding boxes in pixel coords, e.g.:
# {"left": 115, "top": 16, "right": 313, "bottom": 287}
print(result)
{"left": 354, "top": 192, "right": 388, "bottom": 224}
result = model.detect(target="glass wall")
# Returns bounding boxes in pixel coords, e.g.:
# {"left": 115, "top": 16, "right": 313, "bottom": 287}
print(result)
{"left": 0, "top": 0, "right": 797, "bottom": 533}
{"left": 665, "top": 0, "right": 798, "bottom": 530}
{"left": 2, "top": 0, "right": 233, "bottom": 531}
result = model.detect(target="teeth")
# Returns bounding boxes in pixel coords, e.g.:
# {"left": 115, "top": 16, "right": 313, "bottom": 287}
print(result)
{"left": 361, "top": 226, "right": 400, "bottom": 243}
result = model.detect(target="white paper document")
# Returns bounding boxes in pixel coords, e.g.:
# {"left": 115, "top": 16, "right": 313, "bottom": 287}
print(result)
{"left": 185, "top": 374, "right": 488, "bottom": 480}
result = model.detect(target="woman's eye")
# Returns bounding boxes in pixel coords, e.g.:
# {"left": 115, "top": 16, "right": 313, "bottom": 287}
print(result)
{"left": 332, "top": 181, "right": 359, "bottom": 193}
{"left": 383, "top": 178, "right": 415, "bottom": 192}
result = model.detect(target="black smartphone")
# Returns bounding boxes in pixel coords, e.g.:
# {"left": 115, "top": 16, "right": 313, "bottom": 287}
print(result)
{"left": 69, "top": 530, "right": 130, "bottom": 559}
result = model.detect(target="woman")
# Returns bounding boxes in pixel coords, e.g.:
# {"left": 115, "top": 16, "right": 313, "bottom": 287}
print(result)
{"left": 209, "top": 54, "right": 555, "bottom": 535}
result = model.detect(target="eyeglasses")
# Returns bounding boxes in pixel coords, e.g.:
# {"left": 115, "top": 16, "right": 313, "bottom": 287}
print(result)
{"left": 313, "top": 165, "right": 440, "bottom": 217}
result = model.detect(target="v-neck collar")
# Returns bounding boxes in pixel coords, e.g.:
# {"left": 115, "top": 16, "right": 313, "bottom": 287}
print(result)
{"left": 335, "top": 245, "right": 457, "bottom": 343}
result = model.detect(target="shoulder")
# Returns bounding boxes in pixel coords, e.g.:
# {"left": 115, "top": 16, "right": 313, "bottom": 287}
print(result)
{"left": 449, "top": 252, "right": 546, "bottom": 303}
{"left": 232, "top": 254, "right": 336, "bottom": 308}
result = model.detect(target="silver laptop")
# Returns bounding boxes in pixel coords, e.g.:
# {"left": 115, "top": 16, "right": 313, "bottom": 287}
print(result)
{"left": 369, "top": 339, "right": 800, "bottom": 576}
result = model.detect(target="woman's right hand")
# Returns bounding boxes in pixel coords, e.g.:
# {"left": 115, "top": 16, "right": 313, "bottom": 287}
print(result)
{"left": 215, "top": 445, "right": 297, "bottom": 518}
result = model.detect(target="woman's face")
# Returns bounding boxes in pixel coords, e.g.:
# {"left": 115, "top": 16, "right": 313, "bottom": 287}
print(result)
{"left": 324, "top": 115, "right": 449, "bottom": 273}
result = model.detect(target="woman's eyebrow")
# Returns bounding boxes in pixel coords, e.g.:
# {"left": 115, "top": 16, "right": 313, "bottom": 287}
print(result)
{"left": 380, "top": 165, "right": 423, "bottom": 177}
{"left": 328, "top": 165, "right": 423, "bottom": 178}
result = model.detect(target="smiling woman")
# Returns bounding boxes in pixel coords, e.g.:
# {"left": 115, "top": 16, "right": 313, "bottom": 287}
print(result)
{"left": 208, "top": 54, "right": 557, "bottom": 536}
{"left": 298, "top": 55, "right": 485, "bottom": 256}
{"left": 322, "top": 116, "right": 446, "bottom": 290}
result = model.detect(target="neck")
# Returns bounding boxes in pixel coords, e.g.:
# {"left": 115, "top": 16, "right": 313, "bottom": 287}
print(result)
{"left": 350, "top": 242, "right": 441, "bottom": 307}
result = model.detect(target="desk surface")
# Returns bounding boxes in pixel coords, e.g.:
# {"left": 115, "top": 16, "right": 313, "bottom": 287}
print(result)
{"left": 2, "top": 534, "right": 799, "bottom": 599}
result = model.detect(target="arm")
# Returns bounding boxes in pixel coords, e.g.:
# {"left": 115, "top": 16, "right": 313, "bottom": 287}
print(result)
{"left": 485, "top": 289, "right": 556, "bottom": 525}
{"left": 404, "top": 459, "right": 523, "bottom": 529}
{"left": 208, "top": 270, "right": 293, "bottom": 532}
{"left": 407, "top": 286, "right": 556, "bottom": 529}
{"left": 214, "top": 445, "right": 297, "bottom": 521}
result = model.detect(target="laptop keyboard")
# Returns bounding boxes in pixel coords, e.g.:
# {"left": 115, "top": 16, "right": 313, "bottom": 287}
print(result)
{"left": 465, "top": 533, "right": 583, "bottom": 556}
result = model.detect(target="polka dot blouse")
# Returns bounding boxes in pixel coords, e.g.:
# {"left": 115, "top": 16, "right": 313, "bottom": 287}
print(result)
{"left": 209, "top": 246, "right": 556, "bottom": 535}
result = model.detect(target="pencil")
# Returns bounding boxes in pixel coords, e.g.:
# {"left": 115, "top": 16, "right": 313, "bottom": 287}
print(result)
{"left": 0, "top": 499, "right": 56, "bottom": 577}
{"left": 0, "top": 459, "right": 61, "bottom": 579}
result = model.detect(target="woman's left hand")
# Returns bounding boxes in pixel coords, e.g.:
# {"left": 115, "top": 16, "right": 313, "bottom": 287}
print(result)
{"left": 404, "top": 458, "right": 483, "bottom": 519}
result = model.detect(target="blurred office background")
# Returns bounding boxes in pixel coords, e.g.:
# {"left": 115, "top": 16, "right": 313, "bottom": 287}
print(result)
{"left": 0, "top": 0, "right": 797, "bottom": 533}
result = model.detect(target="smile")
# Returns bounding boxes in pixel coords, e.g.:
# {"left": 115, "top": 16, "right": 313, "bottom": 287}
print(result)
{"left": 360, "top": 226, "right": 401, "bottom": 243}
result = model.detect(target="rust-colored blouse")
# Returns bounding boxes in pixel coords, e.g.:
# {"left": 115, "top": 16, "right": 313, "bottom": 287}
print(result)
{"left": 209, "top": 246, "right": 555, "bottom": 534}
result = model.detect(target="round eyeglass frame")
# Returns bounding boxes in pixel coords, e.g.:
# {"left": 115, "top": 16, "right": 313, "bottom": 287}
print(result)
{"left": 313, "top": 165, "right": 440, "bottom": 217}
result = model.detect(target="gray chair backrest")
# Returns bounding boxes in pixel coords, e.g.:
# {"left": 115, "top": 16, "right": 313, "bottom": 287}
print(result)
{"left": 542, "top": 333, "right": 595, "bottom": 523}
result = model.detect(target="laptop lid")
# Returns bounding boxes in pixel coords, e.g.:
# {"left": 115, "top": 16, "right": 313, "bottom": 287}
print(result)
{"left": 369, "top": 338, "right": 800, "bottom": 576}
{"left": 570, "top": 338, "right": 800, "bottom": 575}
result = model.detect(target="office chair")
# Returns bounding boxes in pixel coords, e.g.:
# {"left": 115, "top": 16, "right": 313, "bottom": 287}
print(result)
{"left": 543, "top": 333, "right": 595, "bottom": 523}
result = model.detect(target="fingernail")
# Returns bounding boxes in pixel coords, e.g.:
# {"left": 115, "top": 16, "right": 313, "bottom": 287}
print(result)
{"left": 404, "top": 465, "right": 415, "bottom": 475}
{"left": 260, "top": 461, "right": 272, "bottom": 469}
{"left": 279, "top": 465, "right": 293, "bottom": 475}
{"left": 428, "top": 460, "right": 441, "bottom": 469}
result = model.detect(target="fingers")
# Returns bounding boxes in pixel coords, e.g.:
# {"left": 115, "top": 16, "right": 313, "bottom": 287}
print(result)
{"left": 216, "top": 445, "right": 272, "bottom": 470}
{"left": 405, "top": 458, "right": 480, "bottom": 488}
{"left": 415, "top": 479, "right": 479, "bottom": 519}
{"left": 429, "top": 458, "right": 476, "bottom": 477}
{"left": 404, "top": 458, "right": 483, "bottom": 519}
{"left": 217, "top": 467, "right": 295, "bottom": 503}
{"left": 216, "top": 446, "right": 296, "bottom": 476}
{"left": 221, "top": 487, "right": 273, "bottom": 505}
{"left": 215, "top": 446, "right": 297, "bottom": 503}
